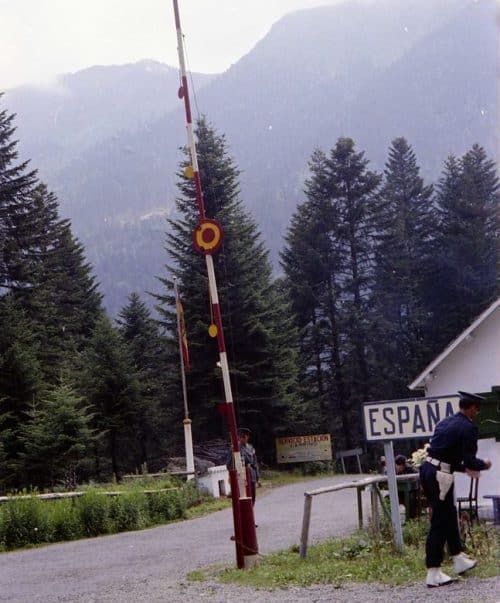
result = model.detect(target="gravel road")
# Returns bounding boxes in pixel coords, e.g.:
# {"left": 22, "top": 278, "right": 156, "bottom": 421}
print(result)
{"left": 0, "top": 475, "right": 498, "bottom": 602}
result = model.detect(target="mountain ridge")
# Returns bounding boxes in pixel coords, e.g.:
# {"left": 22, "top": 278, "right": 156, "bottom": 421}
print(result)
{"left": 3, "top": 0, "right": 497, "bottom": 316}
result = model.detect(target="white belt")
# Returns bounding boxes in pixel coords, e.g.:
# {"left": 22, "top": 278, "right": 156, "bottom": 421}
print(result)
{"left": 426, "top": 457, "right": 451, "bottom": 473}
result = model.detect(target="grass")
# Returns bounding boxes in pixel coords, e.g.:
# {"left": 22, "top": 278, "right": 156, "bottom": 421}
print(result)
{"left": 184, "top": 497, "right": 231, "bottom": 519}
{"left": 204, "top": 518, "right": 499, "bottom": 589}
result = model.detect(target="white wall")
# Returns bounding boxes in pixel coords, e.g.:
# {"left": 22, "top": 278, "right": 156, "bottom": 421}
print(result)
{"left": 454, "top": 438, "right": 500, "bottom": 504}
{"left": 424, "top": 308, "right": 500, "bottom": 397}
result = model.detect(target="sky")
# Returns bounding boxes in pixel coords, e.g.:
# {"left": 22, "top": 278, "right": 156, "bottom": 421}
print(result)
{"left": 1, "top": 0, "right": 341, "bottom": 90}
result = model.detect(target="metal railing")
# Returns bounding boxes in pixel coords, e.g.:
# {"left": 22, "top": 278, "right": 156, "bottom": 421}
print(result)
{"left": 299, "top": 473, "right": 419, "bottom": 558}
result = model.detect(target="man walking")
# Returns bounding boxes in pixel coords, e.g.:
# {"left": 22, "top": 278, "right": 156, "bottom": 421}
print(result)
{"left": 420, "top": 391, "right": 492, "bottom": 587}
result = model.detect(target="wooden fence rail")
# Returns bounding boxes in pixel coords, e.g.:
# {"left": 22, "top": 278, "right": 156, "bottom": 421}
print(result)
{"left": 0, "top": 488, "right": 179, "bottom": 504}
{"left": 299, "top": 473, "right": 419, "bottom": 558}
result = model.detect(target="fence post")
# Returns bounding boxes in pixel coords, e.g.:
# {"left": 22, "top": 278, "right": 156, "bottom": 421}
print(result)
{"left": 357, "top": 486, "right": 363, "bottom": 529}
{"left": 299, "top": 493, "right": 313, "bottom": 558}
{"left": 370, "top": 484, "right": 379, "bottom": 533}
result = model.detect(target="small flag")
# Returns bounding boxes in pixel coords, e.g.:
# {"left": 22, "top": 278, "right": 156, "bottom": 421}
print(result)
{"left": 176, "top": 291, "right": 190, "bottom": 372}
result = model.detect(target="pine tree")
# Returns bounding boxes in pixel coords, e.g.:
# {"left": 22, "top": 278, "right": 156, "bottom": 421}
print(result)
{"left": 18, "top": 378, "right": 94, "bottom": 489}
{"left": 429, "top": 144, "right": 499, "bottom": 350}
{"left": 157, "top": 117, "right": 298, "bottom": 457}
{"left": 282, "top": 139, "right": 381, "bottom": 448}
{"left": 0, "top": 294, "right": 42, "bottom": 488}
{"left": 79, "top": 317, "right": 140, "bottom": 479}
{"left": 117, "top": 292, "right": 169, "bottom": 467}
{"left": 372, "top": 137, "right": 435, "bottom": 396}
{"left": 0, "top": 98, "right": 38, "bottom": 292}
{"left": 18, "top": 184, "right": 103, "bottom": 383}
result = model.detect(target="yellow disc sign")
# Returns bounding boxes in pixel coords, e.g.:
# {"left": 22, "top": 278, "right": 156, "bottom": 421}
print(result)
{"left": 192, "top": 219, "right": 224, "bottom": 255}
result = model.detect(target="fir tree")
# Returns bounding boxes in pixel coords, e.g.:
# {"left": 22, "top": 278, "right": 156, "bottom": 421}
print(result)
{"left": 18, "top": 378, "right": 94, "bottom": 489}
{"left": 0, "top": 294, "right": 42, "bottom": 488}
{"left": 117, "top": 292, "right": 169, "bottom": 467}
{"left": 0, "top": 99, "right": 38, "bottom": 292}
{"left": 157, "top": 117, "right": 298, "bottom": 457}
{"left": 282, "top": 138, "right": 381, "bottom": 448}
{"left": 80, "top": 317, "right": 140, "bottom": 479}
{"left": 372, "top": 137, "right": 435, "bottom": 396}
{"left": 429, "top": 144, "right": 499, "bottom": 350}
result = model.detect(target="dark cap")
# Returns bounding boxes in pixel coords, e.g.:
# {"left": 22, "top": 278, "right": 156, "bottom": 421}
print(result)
{"left": 395, "top": 455, "right": 407, "bottom": 466}
{"left": 238, "top": 427, "right": 251, "bottom": 436}
{"left": 458, "top": 391, "right": 485, "bottom": 408}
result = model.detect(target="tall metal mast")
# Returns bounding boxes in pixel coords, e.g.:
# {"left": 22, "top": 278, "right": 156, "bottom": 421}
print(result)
{"left": 171, "top": 0, "right": 258, "bottom": 568}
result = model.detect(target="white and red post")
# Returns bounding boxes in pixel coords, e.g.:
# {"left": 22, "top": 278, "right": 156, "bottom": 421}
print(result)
{"left": 172, "top": 0, "right": 258, "bottom": 569}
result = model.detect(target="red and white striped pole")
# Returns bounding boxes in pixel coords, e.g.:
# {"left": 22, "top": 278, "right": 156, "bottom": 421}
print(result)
{"left": 172, "top": 0, "right": 258, "bottom": 569}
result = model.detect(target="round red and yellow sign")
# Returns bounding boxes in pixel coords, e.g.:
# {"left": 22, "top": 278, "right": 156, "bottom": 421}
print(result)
{"left": 192, "top": 219, "right": 224, "bottom": 255}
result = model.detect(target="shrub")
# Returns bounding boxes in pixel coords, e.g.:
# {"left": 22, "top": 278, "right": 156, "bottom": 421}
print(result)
{"left": 76, "top": 490, "right": 111, "bottom": 536}
{"left": 109, "top": 492, "right": 148, "bottom": 532}
{"left": 299, "top": 461, "right": 335, "bottom": 475}
{"left": 147, "top": 489, "right": 185, "bottom": 523}
{"left": 49, "top": 499, "right": 84, "bottom": 542}
{"left": 0, "top": 494, "right": 52, "bottom": 549}
{"left": 183, "top": 481, "right": 208, "bottom": 508}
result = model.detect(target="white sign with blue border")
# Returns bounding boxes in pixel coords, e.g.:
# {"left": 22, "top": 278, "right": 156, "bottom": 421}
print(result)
{"left": 363, "top": 395, "right": 460, "bottom": 442}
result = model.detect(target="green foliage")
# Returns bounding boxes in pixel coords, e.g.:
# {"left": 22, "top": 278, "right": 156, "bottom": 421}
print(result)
{"left": 157, "top": 117, "right": 299, "bottom": 458}
{"left": 18, "top": 378, "right": 95, "bottom": 489}
{"left": 427, "top": 145, "right": 499, "bottom": 354}
{"left": 372, "top": 138, "right": 436, "bottom": 398}
{"left": 218, "top": 520, "right": 499, "bottom": 589}
{"left": 109, "top": 492, "right": 148, "bottom": 532}
{"left": 116, "top": 293, "right": 170, "bottom": 469}
{"left": 76, "top": 490, "right": 112, "bottom": 537}
{"left": 281, "top": 138, "right": 381, "bottom": 449}
{"left": 0, "top": 481, "right": 210, "bottom": 551}
{"left": 49, "top": 500, "right": 84, "bottom": 542}
{"left": 147, "top": 489, "right": 186, "bottom": 523}
{"left": 298, "top": 461, "right": 335, "bottom": 476}
{"left": 0, "top": 494, "right": 51, "bottom": 549}
{"left": 79, "top": 317, "right": 141, "bottom": 479}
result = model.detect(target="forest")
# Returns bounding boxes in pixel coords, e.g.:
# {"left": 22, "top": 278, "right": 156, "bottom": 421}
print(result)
{"left": 0, "top": 97, "right": 498, "bottom": 492}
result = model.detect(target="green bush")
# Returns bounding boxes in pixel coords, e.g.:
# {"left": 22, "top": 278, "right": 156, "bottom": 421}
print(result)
{"left": 402, "top": 517, "right": 428, "bottom": 547}
{"left": 49, "top": 499, "right": 84, "bottom": 542}
{"left": 183, "top": 481, "right": 208, "bottom": 508}
{"left": 299, "top": 461, "right": 335, "bottom": 475}
{"left": 76, "top": 490, "right": 111, "bottom": 537}
{"left": 109, "top": 492, "right": 148, "bottom": 532}
{"left": 147, "top": 489, "right": 186, "bottom": 523}
{"left": 0, "top": 494, "right": 52, "bottom": 549}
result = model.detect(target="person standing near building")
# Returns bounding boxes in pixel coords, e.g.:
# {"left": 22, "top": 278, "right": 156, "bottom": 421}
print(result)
{"left": 226, "top": 427, "right": 260, "bottom": 506}
{"left": 420, "top": 391, "right": 492, "bottom": 588}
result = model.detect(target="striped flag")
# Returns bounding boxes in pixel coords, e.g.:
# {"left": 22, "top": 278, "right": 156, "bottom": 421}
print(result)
{"left": 176, "top": 292, "right": 190, "bottom": 372}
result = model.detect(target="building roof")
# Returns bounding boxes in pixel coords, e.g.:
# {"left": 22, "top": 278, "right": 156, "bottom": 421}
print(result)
{"left": 408, "top": 297, "right": 500, "bottom": 391}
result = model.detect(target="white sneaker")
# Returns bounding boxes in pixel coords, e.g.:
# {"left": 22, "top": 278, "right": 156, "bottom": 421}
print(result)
{"left": 453, "top": 552, "right": 477, "bottom": 574}
{"left": 426, "top": 567, "right": 454, "bottom": 587}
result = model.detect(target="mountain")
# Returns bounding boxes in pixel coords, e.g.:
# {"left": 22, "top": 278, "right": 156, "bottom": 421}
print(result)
{"left": 4, "top": 0, "right": 498, "bottom": 316}
{"left": 5, "top": 60, "right": 214, "bottom": 178}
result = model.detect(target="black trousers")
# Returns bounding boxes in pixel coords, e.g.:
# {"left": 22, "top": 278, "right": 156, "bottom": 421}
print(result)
{"left": 420, "top": 462, "right": 462, "bottom": 567}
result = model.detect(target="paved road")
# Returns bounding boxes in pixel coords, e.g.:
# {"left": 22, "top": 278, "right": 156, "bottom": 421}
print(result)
{"left": 1, "top": 475, "right": 498, "bottom": 602}
{"left": 0, "top": 475, "right": 369, "bottom": 601}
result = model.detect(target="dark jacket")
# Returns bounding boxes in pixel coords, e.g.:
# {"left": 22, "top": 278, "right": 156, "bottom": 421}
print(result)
{"left": 427, "top": 412, "right": 487, "bottom": 472}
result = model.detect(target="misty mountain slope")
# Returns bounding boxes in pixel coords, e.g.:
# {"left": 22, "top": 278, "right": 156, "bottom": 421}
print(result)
{"left": 4, "top": 0, "right": 497, "bottom": 316}
{"left": 346, "top": 0, "right": 497, "bottom": 174}
{"left": 5, "top": 61, "right": 214, "bottom": 178}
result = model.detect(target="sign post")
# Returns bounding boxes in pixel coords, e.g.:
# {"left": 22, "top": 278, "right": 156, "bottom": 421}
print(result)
{"left": 383, "top": 441, "right": 404, "bottom": 552}
{"left": 363, "top": 394, "right": 460, "bottom": 552}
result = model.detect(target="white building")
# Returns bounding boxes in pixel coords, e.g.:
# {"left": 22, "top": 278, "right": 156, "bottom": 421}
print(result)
{"left": 408, "top": 297, "right": 500, "bottom": 510}
{"left": 409, "top": 297, "right": 499, "bottom": 396}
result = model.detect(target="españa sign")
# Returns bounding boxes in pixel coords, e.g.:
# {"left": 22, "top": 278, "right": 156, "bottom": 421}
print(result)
{"left": 276, "top": 434, "right": 332, "bottom": 464}
{"left": 363, "top": 395, "right": 460, "bottom": 442}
